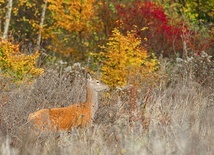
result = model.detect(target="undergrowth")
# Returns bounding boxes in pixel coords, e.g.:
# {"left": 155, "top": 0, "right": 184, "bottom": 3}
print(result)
{"left": 0, "top": 60, "right": 213, "bottom": 155}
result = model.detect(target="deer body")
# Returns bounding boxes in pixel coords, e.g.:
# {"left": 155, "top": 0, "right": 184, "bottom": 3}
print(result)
{"left": 27, "top": 76, "right": 109, "bottom": 131}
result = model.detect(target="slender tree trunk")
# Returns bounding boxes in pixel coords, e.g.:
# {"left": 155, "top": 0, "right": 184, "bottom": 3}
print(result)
{"left": 2, "top": 0, "right": 13, "bottom": 39}
{"left": 36, "top": 0, "right": 47, "bottom": 51}
{"left": 0, "top": 19, "right": 2, "bottom": 34}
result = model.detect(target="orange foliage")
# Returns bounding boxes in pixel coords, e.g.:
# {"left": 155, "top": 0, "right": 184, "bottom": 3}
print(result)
{"left": 48, "top": 0, "right": 95, "bottom": 33}
{"left": 44, "top": 0, "right": 96, "bottom": 59}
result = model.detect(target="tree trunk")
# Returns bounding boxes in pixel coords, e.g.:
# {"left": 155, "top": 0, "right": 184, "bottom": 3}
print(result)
{"left": 2, "top": 0, "right": 13, "bottom": 39}
{"left": 36, "top": 0, "right": 47, "bottom": 51}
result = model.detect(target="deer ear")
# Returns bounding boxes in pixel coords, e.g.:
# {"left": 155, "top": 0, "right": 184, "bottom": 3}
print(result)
{"left": 86, "top": 72, "right": 92, "bottom": 81}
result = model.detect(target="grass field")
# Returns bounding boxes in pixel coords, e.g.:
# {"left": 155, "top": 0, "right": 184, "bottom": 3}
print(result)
{"left": 0, "top": 59, "right": 213, "bottom": 155}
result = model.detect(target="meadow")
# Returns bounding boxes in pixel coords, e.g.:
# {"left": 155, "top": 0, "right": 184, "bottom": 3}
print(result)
{"left": 0, "top": 56, "right": 213, "bottom": 155}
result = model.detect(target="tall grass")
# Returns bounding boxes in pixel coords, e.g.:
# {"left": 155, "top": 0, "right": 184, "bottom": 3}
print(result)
{"left": 0, "top": 59, "right": 213, "bottom": 155}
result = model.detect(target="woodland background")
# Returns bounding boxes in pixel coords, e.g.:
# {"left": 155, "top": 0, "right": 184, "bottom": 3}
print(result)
{"left": 0, "top": 0, "right": 213, "bottom": 154}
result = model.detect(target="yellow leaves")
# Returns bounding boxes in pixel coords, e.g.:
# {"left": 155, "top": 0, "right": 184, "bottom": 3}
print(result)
{"left": 0, "top": 40, "right": 44, "bottom": 83}
{"left": 46, "top": 0, "right": 96, "bottom": 59}
{"left": 141, "top": 27, "right": 149, "bottom": 31}
{"left": 48, "top": 0, "right": 95, "bottom": 32}
{"left": 13, "top": 7, "right": 19, "bottom": 15}
{"left": 94, "top": 28, "right": 159, "bottom": 88}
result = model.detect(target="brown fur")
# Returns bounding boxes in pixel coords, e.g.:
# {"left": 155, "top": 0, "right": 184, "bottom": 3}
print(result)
{"left": 28, "top": 103, "right": 91, "bottom": 131}
{"left": 27, "top": 76, "right": 109, "bottom": 132}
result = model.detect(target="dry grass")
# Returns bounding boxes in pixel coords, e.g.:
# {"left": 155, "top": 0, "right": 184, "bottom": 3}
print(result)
{"left": 0, "top": 61, "right": 213, "bottom": 155}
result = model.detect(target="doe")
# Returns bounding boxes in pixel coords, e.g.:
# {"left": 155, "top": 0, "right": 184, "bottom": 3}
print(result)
{"left": 27, "top": 74, "right": 109, "bottom": 132}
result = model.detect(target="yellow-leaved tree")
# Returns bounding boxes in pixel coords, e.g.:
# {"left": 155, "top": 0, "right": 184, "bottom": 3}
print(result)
{"left": 45, "top": 0, "right": 96, "bottom": 60}
{"left": 95, "top": 28, "right": 159, "bottom": 88}
{"left": 0, "top": 40, "right": 44, "bottom": 84}
{"left": 48, "top": 0, "right": 95, "bottom": 32}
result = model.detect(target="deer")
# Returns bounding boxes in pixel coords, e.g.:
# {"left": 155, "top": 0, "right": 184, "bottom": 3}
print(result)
{"left": 27, "top": 74, "right": 109, "bottom": 132}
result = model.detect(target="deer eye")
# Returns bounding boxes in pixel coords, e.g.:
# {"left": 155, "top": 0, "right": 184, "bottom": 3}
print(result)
{"left": 96, "top": 81, "right": 100, "bottom": 84}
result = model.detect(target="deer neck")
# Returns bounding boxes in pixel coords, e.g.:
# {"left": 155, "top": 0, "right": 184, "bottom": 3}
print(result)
{"left": 84, "top": 83, "right": 98, "bottom": 118}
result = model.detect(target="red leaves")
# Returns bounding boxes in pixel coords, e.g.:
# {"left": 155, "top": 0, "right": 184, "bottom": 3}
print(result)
{"left": 138, "top": 2, "right": 167, "bottom": 23}
{"left": 98, "top": 1, "right": 212, "bottom": 56}
{"left": 115, "top": 2, "right": 187, "bottom": 56}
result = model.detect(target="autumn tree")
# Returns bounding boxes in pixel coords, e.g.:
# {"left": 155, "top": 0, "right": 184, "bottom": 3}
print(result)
{"left": 96, "top": 0, "right": 213, "bottom": 57}
{"left": 12, "top": 0, "right": 45, "bottom": 44}
{"left": 154, "top": 0, "right": 214, "bottom": 55}
{"left": 0, "top": 1, "right": 44, "bottom": 84}
{"left": 48, "top": 0, "right": 94, "bottom": 33}
{"left": 46, "top": 0, "right": 96, "bottom": 60}
{"left": 158, "top": 0, "right": 214, "bottom": 25}
{"left": 93, "top": 28, "right": 159, "bottom": 88}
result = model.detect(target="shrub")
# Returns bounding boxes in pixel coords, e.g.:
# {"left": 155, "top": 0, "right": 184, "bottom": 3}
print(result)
{"left": 93, "top": 28, "right": 159, "bottom": 88}
{"left": 173, "top": 52, "right": 213, "bottom": 88}
{"left": 0, "top": 40, "right": 44, "bottom": 84}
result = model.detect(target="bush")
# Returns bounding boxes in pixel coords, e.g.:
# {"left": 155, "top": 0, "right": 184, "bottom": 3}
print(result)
{"left": 93, "top": 28, "right": 159, "bottom": 88}
{"left": 0, "top": 40, "right": 44, "bottom": 84}
{"left": 173, "top": 52, "right": 213, "bottom": 89}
